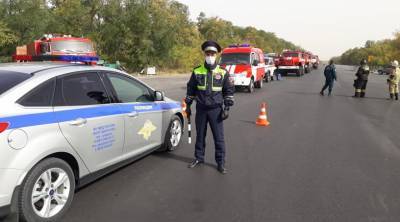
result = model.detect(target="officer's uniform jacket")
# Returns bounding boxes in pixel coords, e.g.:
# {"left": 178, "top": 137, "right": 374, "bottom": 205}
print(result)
{"left": 389, "top": 67, "right": 400, "bottom": 84}
{"left": 356, "top": 65, "right": 370, "bottom": 81}
{"left": 324, "top": 64, "right": 337, "bottom": 82}
{"left": 187, "top": 63, "right": 234, "bottom": 108}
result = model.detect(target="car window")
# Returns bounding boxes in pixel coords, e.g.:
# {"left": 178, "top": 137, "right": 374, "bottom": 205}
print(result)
{"left": 54, "top": 72, "right": 111, "bottom": 106}
{"left": 220, "top": 53, "right": 250, "bottom": 65}
{"left": 18, "top": 78, "right": 55, "bottom": 107}
{"left": 106, "top": 73, "right": 153, "bottom": 103}
{"left": 0, "top": 71, "right": 31, "bottom": 95}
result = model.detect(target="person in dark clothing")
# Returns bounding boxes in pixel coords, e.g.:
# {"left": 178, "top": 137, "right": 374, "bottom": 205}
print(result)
{"left": 320, "top": 60, "right": 337, "bottom": 96}
{"left": 354, "top": 59, "right": 370, "bottom": 98}
{"left": 185, "top": 40, "right": 235, "bottom": 174}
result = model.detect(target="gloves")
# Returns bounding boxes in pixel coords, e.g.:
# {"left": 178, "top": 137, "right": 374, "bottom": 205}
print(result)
{"left": 224, "top": 98, "right": 234, "bottom": 107}
{"left": 220, "top": 107, "right": 230, "bottom": 121}
{"left": 185, "top": 96, "right": 194, "bottom": 106}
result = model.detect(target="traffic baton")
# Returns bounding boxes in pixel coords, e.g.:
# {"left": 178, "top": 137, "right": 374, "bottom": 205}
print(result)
{"left": 181, "top": 99, "right": 192, "bottom": 144}
{"left": 187, "top": 114, "right": 192, "bottom": 144}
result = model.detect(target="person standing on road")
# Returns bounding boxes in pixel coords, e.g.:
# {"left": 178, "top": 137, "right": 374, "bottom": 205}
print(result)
{"left": 387, "top": 60, "right": 400, "bottom": 100}
{"left": 185, "top": 40, "right": 235, "bottom": 174}
{"left": 320, "top": 60, "right": 337, "bottom": 96}
{"left": 354, "top": 59, "right": 370, "bottom": 98}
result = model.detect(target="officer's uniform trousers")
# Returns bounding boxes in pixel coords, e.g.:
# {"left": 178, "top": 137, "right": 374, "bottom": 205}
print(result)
{"left": 195, "top": 104, "right": 225, "bottom": 165}
{"left": 389, "top": 82, "right": 399, "bottom": 94}
{"left": 355, "top": 79, "right": 368, "bottom": 96}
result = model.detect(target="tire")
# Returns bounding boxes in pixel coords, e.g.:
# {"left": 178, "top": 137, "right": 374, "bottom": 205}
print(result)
{"left": 298, "top": 66, "right": 304, "bottom": 76}
{"left": 264, "top": 73, "right": 269, "bottom": 82}
{"left": 255, "top": 78, "right": 263, "bottom": 89}
{"left": 264, "top": 72, "right": 270, "bottom": 82}
{"left": 305, "top": 65, "right": 310, "bottom": 74}
{"left": 248, "top": 79, "right": 255, "bottom": 93}
{"left": 296, "top": 69, "right": 301, "bottom": 77}
{"left": 160, "top": 115, "right": 183, "bottom": 152}
{"left": 19, "top": 158, "right": 75, "bottom": 222}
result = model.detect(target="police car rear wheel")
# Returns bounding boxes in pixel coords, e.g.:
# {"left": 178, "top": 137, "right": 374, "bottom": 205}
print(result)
{"left": 161, "top": 115, "right": 182, "bottom": 152}
{"left": 19, "top": 158, "right": 75, "bottom": 222}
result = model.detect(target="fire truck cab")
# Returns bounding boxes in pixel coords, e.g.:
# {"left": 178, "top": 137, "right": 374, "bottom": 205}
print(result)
{"left": 277, "top": 50, "right": 306, "bottom": 77}
{"left": 220, "top": 44, "right": 266, "bottom": 93}
{"left": 12, "top": 34, "right": 99, "bottom": 64}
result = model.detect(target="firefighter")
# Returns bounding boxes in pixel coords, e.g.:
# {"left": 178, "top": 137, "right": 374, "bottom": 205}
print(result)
{"left": 354, "top": 59, "right": 370, "bottom": 98}
{"left": 185, "top": 40, "right": 235, "bottom": 174}
{"left": 388, "top": 60, "right": 400, "bottom": 100}
{"left": 320, "top": 60, "right": 337, "bottom": 96}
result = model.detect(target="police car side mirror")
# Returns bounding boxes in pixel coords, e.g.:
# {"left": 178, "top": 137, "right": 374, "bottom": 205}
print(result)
{"left": 154, "top": 91, "right": 164, "bottom": 101}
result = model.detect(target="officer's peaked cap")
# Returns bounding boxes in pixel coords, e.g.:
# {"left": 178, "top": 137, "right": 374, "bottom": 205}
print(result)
{"left": 201, "top": 40, "right": 221, "bottom": 53}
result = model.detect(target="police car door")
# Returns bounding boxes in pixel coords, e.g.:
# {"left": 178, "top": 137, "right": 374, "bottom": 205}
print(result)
{"left": 103, "top": 72, "right": 163, "bottom": 158}
{"left": 53, "top": 72, "right": 125, "bottom": 172}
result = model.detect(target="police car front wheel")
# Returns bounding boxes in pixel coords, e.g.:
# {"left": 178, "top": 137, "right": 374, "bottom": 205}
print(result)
{"left": 160, "top": 115, "right": 182, "bottom": 152}
{"left": 19, "top": 158, "right": 75, "bottom": 222}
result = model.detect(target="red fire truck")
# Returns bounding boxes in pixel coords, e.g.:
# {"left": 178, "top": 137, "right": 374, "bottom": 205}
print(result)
{"left": 220, "top": 44, "right": 266, "bottom": 93}
{"left": 277, "top": 50, "right": 307, "bottom": 77}
{"left": 12, "top": 34, "right": 99, "bottom": 64}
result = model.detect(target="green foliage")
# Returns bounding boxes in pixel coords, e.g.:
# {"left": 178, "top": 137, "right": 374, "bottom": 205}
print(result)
{"left": 0, "top": 0, "right": 300, "bottom": 71}
{"left": 336, "top": 33, "right": 400, "bottom": 67}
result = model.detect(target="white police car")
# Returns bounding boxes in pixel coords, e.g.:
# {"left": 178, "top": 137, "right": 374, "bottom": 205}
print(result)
{"left": 0, "top": 63, "right": 184, "bottom": 221}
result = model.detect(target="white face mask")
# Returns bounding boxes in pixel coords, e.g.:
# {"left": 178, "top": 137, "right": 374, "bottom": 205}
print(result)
{"left": 205, "top": 56, "right": 217, "bottom": 65}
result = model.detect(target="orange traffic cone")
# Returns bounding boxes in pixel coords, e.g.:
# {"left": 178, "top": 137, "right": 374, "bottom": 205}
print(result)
{"left": 181, "top": 99, "right": 187, "bottom": 117}
{"left": 256, "top": 102, "right": 270, "bottom": 126}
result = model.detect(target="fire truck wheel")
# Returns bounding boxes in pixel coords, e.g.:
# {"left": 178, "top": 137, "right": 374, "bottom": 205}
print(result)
{"left": 255, "top": 79, "right": 263, "bottom": 89}
{"left": 264, "top": 72, "right": 270, "bottom": 82}
{"left": 248, "top": 79, "right": 255, "bottom": 93}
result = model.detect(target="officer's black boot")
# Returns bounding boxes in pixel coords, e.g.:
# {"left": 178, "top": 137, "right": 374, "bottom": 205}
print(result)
{"left": 188, "top": 159, "right": 203, "bottom": 168}
{"left": 217, "top": 164, "right": 227, "bottom": 174}
{"left": 396, "top": 93, "right": 399, "bottom": 100}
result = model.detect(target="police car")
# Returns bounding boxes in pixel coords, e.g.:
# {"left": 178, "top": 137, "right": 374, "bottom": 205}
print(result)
{"left": 0, "top": 63, "right": 184, "bottom": 221}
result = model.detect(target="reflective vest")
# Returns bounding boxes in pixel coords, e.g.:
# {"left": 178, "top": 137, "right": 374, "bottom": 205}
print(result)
{"left": 193, "top": 65, "right": 226, "bottom": 91}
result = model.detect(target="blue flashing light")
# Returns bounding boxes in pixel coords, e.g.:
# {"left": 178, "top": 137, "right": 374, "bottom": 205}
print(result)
{"left": 229, "top": 44, "right": 239, "bottom": 48}
{"left": 240, "top": 44, "right": 251, "bottom": 47}
{"left": 58, "top": 55, "right": 99, "bottom": 63}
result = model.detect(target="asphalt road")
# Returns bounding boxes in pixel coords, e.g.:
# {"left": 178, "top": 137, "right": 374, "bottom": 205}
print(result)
{"left": 62, "top": 65, "right": 400, "bottom": 222}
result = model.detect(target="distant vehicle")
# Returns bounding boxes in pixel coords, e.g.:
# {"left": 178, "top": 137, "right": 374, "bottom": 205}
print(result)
{"left": 311, "top": 55, "right": 320, "bottom": 69}
{"left": 220, "top": 44, "right": 266, "bottom": 93}
{"left": 12, "top": 34, "right": 99, "bottom": 64}
{"left": 378, "top": 65, "right": 392, "bottom": 75}
{"left": 277, "top": 50, "right": 306, "bottom": 76}
{"left": 303, "top": 52, "right": 313, "bottom": 73}
{"left": 0, "top": 63, "right": 183, "bottom": 221}
{"left": 263, "top": 54, "right": 277, "bottom": 82}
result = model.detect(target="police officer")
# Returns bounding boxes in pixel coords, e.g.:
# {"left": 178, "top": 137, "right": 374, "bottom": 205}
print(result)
{"left": 388, "top": 60, "right": 400, "bottom": 100}
{"left": 354, "top": 59, "right": 370, "bottom": 98}
{"left": 185, "top": 40, "right": 235, "bottom": 174}
{"left": 320, "top": 60, "right": 337, "bottom": 96}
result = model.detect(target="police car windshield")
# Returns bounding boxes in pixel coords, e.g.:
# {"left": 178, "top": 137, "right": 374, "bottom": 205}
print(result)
{"left": 0, "top": 71, "right": 31, "bottom": 95}
{"left": 220, "top": 53, "right": 250, "bottom": 65}
{"left": 50, "top": 40, "right": 94, "bottom": 53}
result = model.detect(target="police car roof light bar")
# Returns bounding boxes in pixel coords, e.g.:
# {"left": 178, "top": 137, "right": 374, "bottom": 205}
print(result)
{"left": 0, "top": 122, "right": 10, "bottom": 133}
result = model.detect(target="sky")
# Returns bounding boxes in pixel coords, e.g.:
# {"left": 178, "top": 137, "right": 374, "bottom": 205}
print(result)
{"left": 177, "top": 0, "right": 400, "bottom": 60}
